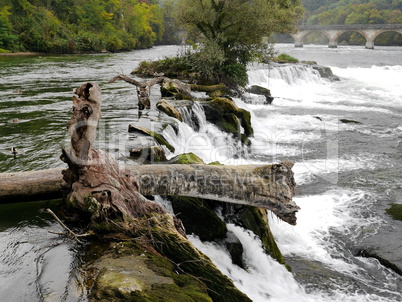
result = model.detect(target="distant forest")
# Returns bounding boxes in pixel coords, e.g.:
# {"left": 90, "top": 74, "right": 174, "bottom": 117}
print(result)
{"left": 1, "top": 0, "right": 402, "bottom": 53}
{"left": 299, "top": 0, "right": 402, "bottom": 45}
{"left": 0, "top": 0, "right": 180, "bottom": 53}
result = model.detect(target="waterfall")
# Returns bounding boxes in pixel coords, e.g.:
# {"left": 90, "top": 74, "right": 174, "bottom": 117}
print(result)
{"left": 159, "top": 61, "right": 402, "bottom": 301}
{"left": 162, "top": 101, "right": 247, "bottom": 164}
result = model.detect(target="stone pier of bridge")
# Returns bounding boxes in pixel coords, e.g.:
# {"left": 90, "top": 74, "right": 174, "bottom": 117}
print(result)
{"left": 292, "top": 24, "right": 402, "bottom": 49}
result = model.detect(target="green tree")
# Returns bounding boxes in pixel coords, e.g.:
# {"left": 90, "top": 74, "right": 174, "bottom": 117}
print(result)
{"left": 0, "top": 6, "right": 19, "bottom": 51}
{"left": 177, "top": 0, "right": 303, "bottom": 65}
{"left": 175, "top": 0, "right": 303, "bottom": 87}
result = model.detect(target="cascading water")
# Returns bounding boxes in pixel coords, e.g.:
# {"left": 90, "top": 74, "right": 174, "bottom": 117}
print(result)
{"left": 162, "top": 101, "right": 247, "bottom": 164}
{"left": 161, "top": 52, "right": 402, "bottom": 301}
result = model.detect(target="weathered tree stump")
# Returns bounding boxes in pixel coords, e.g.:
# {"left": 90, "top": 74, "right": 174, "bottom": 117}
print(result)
{"left": 60, "top": 82, "right": 185, "bottom": 235}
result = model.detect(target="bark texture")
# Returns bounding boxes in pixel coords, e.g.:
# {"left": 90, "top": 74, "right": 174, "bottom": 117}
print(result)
{"left": 0, "top": 162, "right": 298, "bottom": 225}
{"left": 109, "top": 74, "right": 164, "bottom": 109}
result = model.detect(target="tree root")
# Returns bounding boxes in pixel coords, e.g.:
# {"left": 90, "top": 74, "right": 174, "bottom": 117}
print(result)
{"left": 46, "top": 208, "right": 92, "bottom": 244}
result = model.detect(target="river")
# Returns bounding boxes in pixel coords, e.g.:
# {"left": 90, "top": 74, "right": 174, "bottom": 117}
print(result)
{"left": 0, "top": 44, "right": 401, "bottom": 301}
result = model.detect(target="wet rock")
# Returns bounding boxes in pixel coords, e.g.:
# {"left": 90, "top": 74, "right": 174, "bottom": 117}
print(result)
{"left": 156, "top": 99, "right": 183, "bottom": 121}
{"left": 160, "top": 79, "right": 192, "bottom": 100}
{"left": 129, "top": 146, "right": 167, "bottom": 163}
{"left": 222, "top": 204, "right": 287, "bottom": 267}
{"left": 201, "top": 97, "right": 254, "bottom": 140}
{"left": 128, "top": 124, "right": 175, "bottom": 152}
{"left": 170, "top": 196, "right": 227, "bottom": 241}
{"left": 340, "top": 118, "right": 362, "bottom": 124}
{"left": 312, "top": 65, "right": 340, "bottom": 81}
{"left": 386, "top": 203, "right": 402, "bottom": 221}
{"left": 221, "top": 230, "right": 245, "bottom": 269}
{"left": 245, "top": 85, "right": 274, "bottom": 104}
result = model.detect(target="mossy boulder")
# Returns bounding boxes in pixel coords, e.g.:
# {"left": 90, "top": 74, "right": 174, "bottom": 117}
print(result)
{"left": 222, "top": 204, "right": 286, "bottom": 267}
{"left": 129, "top": 146, "right": 167, "bottom": 163}
{"left": 312, "top": 65, "right": 340, "bottom": 81}
{"left": 156, "top": 99, "right": 183, "bottom": 121}
{"left": 170, "top": 196, "right": 227, "bottom": 241}
{"left": 169, "top": 152, "right": 205, "bottom": 165}
{"left": 245, "top": 85, "right": 274, "bottom": 104}
{"left": 386, "top": 203, "right": 402, "bottom": 221}
{"left": 128, "top": 124, "right": 175, "bottom": 153}
{"left": 150, "top": 230, "right": 252, "bottom": 302}
{"left": 87, "top": 240, "right": 213, "bottom": 302}
{"left": 161, "top": 79, "right": 192, "bottom": 100}
{"left": 201, "top": 97, "right": 254, "bottom": 141}
{"left": 189, "top": 83, "right": 232, "bottom": 98}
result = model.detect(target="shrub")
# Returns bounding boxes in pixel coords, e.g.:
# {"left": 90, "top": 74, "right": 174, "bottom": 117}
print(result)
{"left": 276, "top": 53, "right": 299, "bottom": 63}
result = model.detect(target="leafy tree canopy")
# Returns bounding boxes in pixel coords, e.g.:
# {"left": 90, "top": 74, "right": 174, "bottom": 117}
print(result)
{"left": 176, "top": 0, "right": 304, "bottom": 65}
{"left": 0, "top": 0, "right": 164, "bottom": 53}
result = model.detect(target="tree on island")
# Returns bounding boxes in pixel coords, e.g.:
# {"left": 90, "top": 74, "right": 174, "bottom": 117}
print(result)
{"left": 171, "top": 0, "right": 304, "bottom": 88}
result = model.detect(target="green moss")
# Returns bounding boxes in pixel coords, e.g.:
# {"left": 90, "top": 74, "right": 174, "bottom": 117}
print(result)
{"left": 210, "top": 97, "right": 239, "bottom": 113}
{"left": 128, "top": 125, "right": 175, "bottom": 153}
{"left": 88, "top": 240, "right": 213, "bottom": 302}
{"left": 203, "top": 97, "right": 254, "bottom": 142}
{"left": 233, "top": 206, "right": 286, "bottom": 266}
{"left": 84, "top": 194, "right": 101, "bottom": 214}
{"left": 217, "top": 113, "right": 241, "bottom": 137}
{"left": 274, "top": 53, "right": 299, "bottom": 63}
{"left": 208, "top": 161, "right": 223, "bottom": 165}
{"left": 151, "top": 230, "right": 252, "bottom": 302}
{"left": 170, "top": 196, "right": 227, "bottom": 241}
{"left": 169, "top": 153, "right": 205, "bottom": 164}
{"left": 386, "top": 203, "right": 402, "bottom": 221}
{"left": 238, "top": 109, "right": 253, "bottom": 137}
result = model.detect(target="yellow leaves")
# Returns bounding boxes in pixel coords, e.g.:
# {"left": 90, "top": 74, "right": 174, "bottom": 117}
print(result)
{"left": 101, "top": 11, "right": 114, "bottom": 20}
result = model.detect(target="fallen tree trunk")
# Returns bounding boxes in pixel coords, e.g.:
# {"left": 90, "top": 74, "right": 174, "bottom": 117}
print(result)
{"left": 0, "top": 168, "right": 65, "bottom": 202}
{"left": 0, "top": 161, "right": 298, "bottom": 225}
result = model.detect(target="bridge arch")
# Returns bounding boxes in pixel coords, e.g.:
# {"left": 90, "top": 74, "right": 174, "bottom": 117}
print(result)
{"left": 293, "top": 24, "right": 402, "bottom": 49}
{"left": 291, "top": 30, "right": 330, "bottom": 46}
{"left": 371, "top": 30, "right": 402, "bottom": 46}
{"left": 337, "top": 30, "right": 367, "bottom": 46}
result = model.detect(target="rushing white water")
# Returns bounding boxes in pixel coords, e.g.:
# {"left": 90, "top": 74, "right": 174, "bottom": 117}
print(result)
{"left": 167, "top": 46, "right": 402, "bottom": 301}
{"left": 162, "top": 101, "right": 248, "bottom": 165}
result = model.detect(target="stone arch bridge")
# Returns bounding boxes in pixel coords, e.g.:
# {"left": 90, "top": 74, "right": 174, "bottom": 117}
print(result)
{"left": 292, "top": 24, "right": 402, "bottom": 49}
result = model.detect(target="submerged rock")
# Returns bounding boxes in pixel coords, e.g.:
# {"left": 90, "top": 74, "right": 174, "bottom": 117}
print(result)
{"left": 245, "top": 85, "right": 274, "bottom": 104}
{"left": 340, "top": 118, "right": 362, "bottom": 124}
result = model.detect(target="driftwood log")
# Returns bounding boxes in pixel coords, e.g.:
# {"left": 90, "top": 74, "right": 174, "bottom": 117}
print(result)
{"left": 109, "top": 74, "right": 165, "bottom": 109}
{"left": 0, "top": 161, "right": 298, "bottom": 224}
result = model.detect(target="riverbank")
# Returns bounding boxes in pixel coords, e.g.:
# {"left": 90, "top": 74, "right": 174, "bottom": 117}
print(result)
{"left": 0, "top": 51, "right": 44, "bottom": 56}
